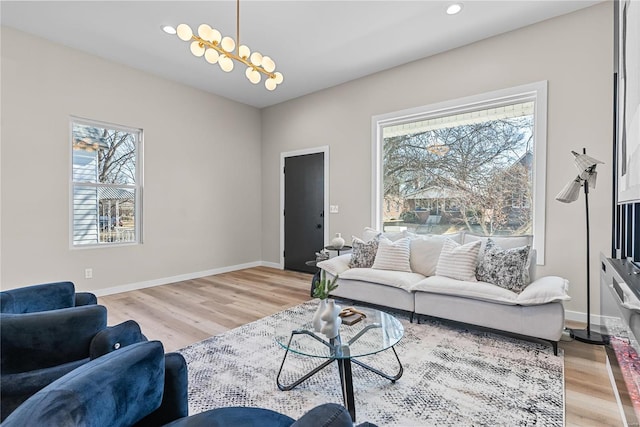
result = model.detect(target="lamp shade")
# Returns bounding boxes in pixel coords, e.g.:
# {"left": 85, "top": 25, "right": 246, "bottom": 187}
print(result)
{"left": 572, "top": 151, "right": 604, "bottom": 173}
{"left": 555, "top": 177, "right": 582, "bottom": 203}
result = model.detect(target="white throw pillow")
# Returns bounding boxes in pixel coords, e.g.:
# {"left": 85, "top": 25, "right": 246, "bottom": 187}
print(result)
{"left": 435, "top": 238, "right": 481, "bottom": 282}
{"left": 372, "top": 237, "right": 412, "bottom": 272}
{"left": 410, "top": 235, "right": 451, "bottom": 277}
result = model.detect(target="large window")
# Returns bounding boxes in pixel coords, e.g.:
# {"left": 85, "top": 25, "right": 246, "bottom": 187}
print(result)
{"left": 71, "top": 118, "right": 142, "bottom": 247}
{"left": 372, "top": 82, "right": 547, "bottom": 263}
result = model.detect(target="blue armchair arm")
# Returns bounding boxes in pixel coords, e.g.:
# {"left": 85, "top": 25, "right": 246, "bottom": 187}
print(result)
{"left": 75, "top": 291, "right": 98, "bottom": 306}
{"left": 135, "top": 352, "right": 189, "bottom": 427}
{"left": 1, "top": 305, "right": 107, "bottom": 373}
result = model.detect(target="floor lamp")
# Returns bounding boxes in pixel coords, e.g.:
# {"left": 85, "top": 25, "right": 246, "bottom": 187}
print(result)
{"left": 555, "top": 148, "right": 606, "bottom": 345}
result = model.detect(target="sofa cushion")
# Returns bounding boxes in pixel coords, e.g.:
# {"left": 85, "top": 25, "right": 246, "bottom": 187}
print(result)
{"left": 412, "top": 276, "right": 518, "bottom": 305}
{"left": 435, "top": 239, "right": 481, "bottom": 282}
{"left": 362, "top": 227, "right": 413, "bottom": 242}
{"left": 349, "top": 237, "right": 379, "bottom": 268}
{"left": 412, "top": 275, "right": 570, "bottom": 307}
{"left": 410, "top": 235, "right": 452, "bottom": 277}
{"left": 476, "top": 239, "right": 531, "bottom": 293}
{"left": 516, "top": 276, "right": 571, "bottom": 306}
{"left": 463, "top": 234, "right": 532, "bottom": 260}
{"left": 317, "top": 254, "right": 351, "bottom": 276}
{"left": 340, "top": 268, "right": 424, "bottom": 292}
{"left": 372, "top": 237, "right": 411, "bottom": 272}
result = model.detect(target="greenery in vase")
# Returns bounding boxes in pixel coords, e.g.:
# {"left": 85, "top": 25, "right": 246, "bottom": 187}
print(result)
{"left": 312, "top": 270, "right": 339, "bottom": 300}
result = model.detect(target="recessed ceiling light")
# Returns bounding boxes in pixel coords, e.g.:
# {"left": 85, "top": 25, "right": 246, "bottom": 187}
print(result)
{"left": 162, "top": 25, "right": 177, "bottom": 35}
{"left": 446, "top": 3, "right": 463, "bottom": 15}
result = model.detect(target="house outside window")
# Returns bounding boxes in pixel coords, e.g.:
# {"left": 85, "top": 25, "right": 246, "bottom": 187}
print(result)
{"left": 71, "top": 118, "right": 142, "bottom": 247}
{"left": 372, "top": 82, "right": 547, "bottom": 263}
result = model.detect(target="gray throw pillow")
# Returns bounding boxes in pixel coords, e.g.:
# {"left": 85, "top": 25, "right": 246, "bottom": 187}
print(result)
{"left": 349, "top": 236, "right": 379, "bottom": 268}
{"left": 476, "top": 238, "right": 531, "bottom": 293}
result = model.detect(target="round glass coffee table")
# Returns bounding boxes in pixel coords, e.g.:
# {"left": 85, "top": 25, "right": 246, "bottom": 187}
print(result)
{"left": 275, "top": 304, "right": 404, "bottom": 422}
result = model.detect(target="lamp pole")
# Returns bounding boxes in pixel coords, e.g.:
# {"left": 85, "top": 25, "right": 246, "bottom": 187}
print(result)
{"left": 570, "top": 148, "right": 606, "bottom": 345}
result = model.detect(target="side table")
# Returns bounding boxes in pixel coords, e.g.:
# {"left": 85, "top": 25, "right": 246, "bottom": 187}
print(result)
{"left": 324, "top": 245, "right": 352, "bottom": 256}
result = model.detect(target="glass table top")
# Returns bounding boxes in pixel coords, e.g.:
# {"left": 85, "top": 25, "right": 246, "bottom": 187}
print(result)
{"left": 274, "top": 303, "right": 404, "bottom": 359}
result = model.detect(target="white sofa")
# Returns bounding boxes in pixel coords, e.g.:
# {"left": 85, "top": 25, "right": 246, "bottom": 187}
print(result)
{"left": 317, "top": 230, "right": 570, "bottom": 355}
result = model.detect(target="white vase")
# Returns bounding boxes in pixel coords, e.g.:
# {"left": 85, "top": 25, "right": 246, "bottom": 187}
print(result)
{"left": 320, "top": 299, "right": 342, "bottom": 339}
{"left": 312, "top": 299, "right": 327, "bottom": 332}
{"left": 330, "top": 233, "right": 345, "bottom": 249}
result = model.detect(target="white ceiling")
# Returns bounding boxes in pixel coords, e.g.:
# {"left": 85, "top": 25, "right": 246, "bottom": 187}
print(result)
{"left": 1, "top": 1, "right": 601, "bottom": 108}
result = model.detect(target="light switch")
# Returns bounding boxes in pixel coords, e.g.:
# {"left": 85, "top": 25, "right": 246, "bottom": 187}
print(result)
{"left": 330, "top": 205, "right": 339, "bottom": 213}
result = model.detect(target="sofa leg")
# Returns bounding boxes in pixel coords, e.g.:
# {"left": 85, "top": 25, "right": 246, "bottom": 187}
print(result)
{"left": 551, "top": 341, "right": 558, "bottom": 356}
{"left": 409, "top": 312, "right": 414, "bottom": 323}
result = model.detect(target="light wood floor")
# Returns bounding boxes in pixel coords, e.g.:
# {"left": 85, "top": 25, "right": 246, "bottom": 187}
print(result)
{"left": 99, "top": 267, "right": 624, "bottom": 426}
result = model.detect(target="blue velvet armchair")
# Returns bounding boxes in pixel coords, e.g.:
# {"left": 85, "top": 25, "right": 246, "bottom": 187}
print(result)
{"left": 0, "top": 282, "right": 146, "bottom": 421}
{"left": 2, "top": 341, "right": 375, "bottom": 427}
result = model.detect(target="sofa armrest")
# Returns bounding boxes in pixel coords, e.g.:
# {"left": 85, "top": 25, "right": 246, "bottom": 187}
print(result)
{"left": 317, "top": 254, "right": 352, "bottom": 276}
{"left": 517, "top": 276, "right": 571, "bottom": 306}
{"left": 75, "top": 292, "right": 97, "bottom": 306}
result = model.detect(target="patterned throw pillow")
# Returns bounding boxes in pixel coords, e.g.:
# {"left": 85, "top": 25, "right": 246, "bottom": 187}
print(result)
{"left": 349, "top": 236, "right": 380, "bottom": 268}
{"left": 372, "top": 237, "right": 412, "bottom": 272}
{"left": 476, "top": 238, "right": 531, "bottom": 293}
{"left": 435, "top": 238, "right": 481, "bottom": 282}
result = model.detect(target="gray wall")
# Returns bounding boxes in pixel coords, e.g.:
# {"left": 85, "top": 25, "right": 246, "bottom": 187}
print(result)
{"left": 261, "top": 2, "right": 614, "bottom": 318}
{"left": 1, "top": 3, "right": 615, "bottom": 320}
{"left": 1, "top": 27, "right": 262, "bottom": 293}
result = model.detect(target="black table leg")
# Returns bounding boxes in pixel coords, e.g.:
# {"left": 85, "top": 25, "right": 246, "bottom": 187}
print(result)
{"left": 337, "top": 358, "right": 356, "bottom": 422}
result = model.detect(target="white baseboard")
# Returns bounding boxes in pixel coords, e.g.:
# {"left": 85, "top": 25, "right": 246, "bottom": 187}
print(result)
{"left": 261, "top": 261, "right": 282, "bottom": 270}
{"left": 94, "top": 261, "right": 281, "bottom": 297}
{"left": 564, "top": 310, "right": 619, "bottom": 328}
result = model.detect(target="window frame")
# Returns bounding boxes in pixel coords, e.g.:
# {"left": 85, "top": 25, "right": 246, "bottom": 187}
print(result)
{"left": 69, "top": 116, "right": 144, "bottom": 249}
{"left": 371, "top": 81, "right": 547, "bottom": 264}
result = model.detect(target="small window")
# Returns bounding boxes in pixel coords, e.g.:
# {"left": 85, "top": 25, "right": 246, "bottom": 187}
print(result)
{"left": 71, "top": 118, "right": 142, "bottom": 247}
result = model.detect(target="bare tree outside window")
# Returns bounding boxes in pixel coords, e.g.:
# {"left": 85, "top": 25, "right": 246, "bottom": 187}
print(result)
{"left": 382, "top": 106, "right": 534, "bottom": 236}
{"left": 71, "top": 119, "right": 142, "bottom": 246}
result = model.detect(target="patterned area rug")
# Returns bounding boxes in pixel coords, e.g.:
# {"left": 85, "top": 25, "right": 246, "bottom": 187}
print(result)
{"left": 179, "top": 301, "right": 564, "bottom": 426}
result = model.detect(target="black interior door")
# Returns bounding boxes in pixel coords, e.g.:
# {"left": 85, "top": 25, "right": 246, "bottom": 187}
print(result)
{"left": 284, "top": 153, "right": 324, "bottom": 273}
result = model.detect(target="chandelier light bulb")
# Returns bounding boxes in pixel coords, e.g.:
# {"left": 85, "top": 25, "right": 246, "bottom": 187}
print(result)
{"left": 274, "top": 72, "right": 284, "bottom": 84}
{"left": 261, "top": 56, "right": 276, "bottom": 73}
{"left": 250, "top": 52, "right": 263, "bottom": 66}
{"left": 210, "top": 29, "right": 222, "bottom": 44}
{"left": 204, "top": 48, "right": 220, "bottom": 64}
{"left": 219, "top": 55, "right": 234, "bottom": 72}
{"left": 176, "top": 24, "right": 193, "bottom": 41}
{"left": 197, "top": 24, "right": 213, "bottom": 41}
{"left": 265, "top": 78, "right": 277, "bottom": 91}
{"left": 221, "top": 36, "right": 236, "bottom": 53}
{"left": 249, "top": 69, "right": 261, "bottom": 84}
{"left": 245, "top": 67, "right": 254, "bottom": 79}
{"left": 238, "top": 45, "right": 251, "bottom": 59}
{"left": 190, "top": 41, "right": 205, "bottom": 57}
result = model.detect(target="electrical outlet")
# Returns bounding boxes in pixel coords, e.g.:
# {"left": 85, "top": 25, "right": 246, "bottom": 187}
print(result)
{"left": 85, "top": 268, "right": 93, "bottom": 279}
{"left": 330, "top": 205, "right": 339, "bottom": 213}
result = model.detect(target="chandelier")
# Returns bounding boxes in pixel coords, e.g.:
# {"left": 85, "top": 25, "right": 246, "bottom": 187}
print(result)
{"left": 174, "top": 0, "right": 283, "bottom": 91}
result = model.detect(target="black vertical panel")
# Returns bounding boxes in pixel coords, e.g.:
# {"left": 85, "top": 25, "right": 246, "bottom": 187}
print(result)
{"left": 284, "top": 153, "right": 324, "bottom": 273}
{"left": 612, "top": 72, "right": 619, "bottom": 258}
{"left": 618, "top": 205, "right": 627, "bottom": 259}
{"left": 627, "top": 204, "right": 634, "bottom": 259}
{"left": 634, "top": 203, "right": 640, "bottom": 262}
